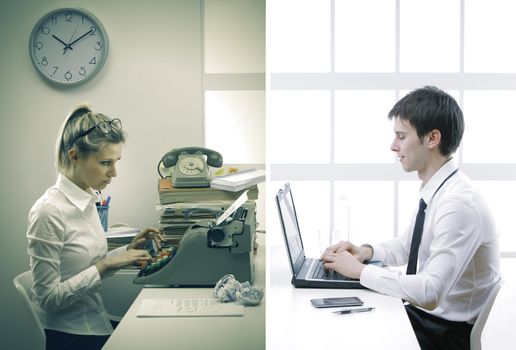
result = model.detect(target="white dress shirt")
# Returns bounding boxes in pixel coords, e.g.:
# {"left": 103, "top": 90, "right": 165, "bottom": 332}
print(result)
{"left": 26, "top": 174, "right": 127, "bottom": 335}
{"left": 360, "top": 159, "right": 501, "bottom": 324}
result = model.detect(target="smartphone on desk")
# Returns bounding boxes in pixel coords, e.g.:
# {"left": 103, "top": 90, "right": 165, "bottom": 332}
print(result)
{"left": 310, "top": 297, "right": 363, "bottom": 308}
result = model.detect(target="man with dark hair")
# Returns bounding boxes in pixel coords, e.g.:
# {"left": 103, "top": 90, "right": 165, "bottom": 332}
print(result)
{"left": 321, "top": 86, "right": 500, "bottom": 350}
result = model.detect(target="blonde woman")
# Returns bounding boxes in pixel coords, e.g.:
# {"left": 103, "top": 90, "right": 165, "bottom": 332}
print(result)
{"left": 26, "top": 105, "right": 163, "bottom": 350}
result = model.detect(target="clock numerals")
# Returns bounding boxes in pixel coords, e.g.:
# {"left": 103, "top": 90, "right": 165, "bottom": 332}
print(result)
{"left": 64, "top": 71, "right": 73, "bottom": 82}
{"left": 48, "top": 66, "right": 88, "bottom": 80}
{"left": 39, "top": 25, "right": 50, "bottom": 35}
{"left": 64, "top": 12, "right": 73, "bottom": 22}
{"left": 30, "top": 8, "right": 108, "bottom": 85}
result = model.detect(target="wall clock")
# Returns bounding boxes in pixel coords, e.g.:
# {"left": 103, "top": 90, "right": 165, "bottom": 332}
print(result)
{"left": 29, "top": 8, "right": 109, "bottom": 86}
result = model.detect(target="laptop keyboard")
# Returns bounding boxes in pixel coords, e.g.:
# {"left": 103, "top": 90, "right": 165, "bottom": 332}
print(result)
{"left": 312, "top": 260, "right": 351, "bottom": 280}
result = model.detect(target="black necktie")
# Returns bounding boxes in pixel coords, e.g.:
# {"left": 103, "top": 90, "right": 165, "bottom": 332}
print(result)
{"left": 406, "top": 198, "right": 427, "bottom": 275}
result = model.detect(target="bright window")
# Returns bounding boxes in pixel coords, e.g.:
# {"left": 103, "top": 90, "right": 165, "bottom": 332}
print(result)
{"left": 334, "top": 90, "right": 395, "bottom": 163}
{"left": 334, "top": 181, "right": 394, "bottom": 245}
{"left": 463, "top": 91, "right": 516, "bottom": 163}
{"left": 465, "top": 0, "right": 516, "bottom": 73}
{"left": 267, "top": 0, "right": 331, "bottom": 73}
{"left": 203, "top": 0, "right": 264, "bottom": 164}
{"left": 268, "top": 91, "right": 331, "bottom": 164}
{"left": 269, "top": 0, "right": 516, "bottom": 256}
{"left": 335, "top": 0, "right": 395, "bottom": 72}
{"left": 205, "top": 91, "right": 264, "bottom": 163}
{"left": 400, "top": 0, "right": 460, "bottom": 72}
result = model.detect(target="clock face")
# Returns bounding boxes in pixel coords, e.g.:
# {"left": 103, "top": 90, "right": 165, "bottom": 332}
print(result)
{"left": 29, "top": 8, "right": 109, "bottom": 85}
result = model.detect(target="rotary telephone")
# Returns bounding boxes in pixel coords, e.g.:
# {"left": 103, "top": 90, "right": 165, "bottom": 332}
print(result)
{"left": 158, "top": 147, "right": 223, "bottom": 188}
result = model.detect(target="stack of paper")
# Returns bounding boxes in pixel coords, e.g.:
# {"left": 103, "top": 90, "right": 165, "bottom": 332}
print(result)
{"left": 156, "top": 202, "right": 229, "bottom": 240}
{"left": 210, "top": 169, "right": 266, "bottom": 192}
{"left": 156, "top": 179, "right": 258, "bottom": 239}
{"left": 158, "top": 178, "right": 259, "bottom": 204}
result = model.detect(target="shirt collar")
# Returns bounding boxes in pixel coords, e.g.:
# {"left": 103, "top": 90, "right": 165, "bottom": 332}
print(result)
{"left": 55, "top": 173, "right": 97, "bottom": 212}
{"left": 420, "top": 158, "right": 458, "bottom": 205}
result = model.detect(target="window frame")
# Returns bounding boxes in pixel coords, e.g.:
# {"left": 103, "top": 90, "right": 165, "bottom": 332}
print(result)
{"left": 269, "top": 0, "right": 516, "bottom": 257}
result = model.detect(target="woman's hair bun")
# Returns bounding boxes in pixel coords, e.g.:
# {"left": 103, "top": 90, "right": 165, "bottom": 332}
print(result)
{"left": 68, "top": 103, "right": 93, "bottom": 120}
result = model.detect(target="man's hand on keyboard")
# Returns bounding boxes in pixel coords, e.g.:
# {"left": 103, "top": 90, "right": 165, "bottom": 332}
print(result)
{"left": 320, "top": 240, "right": 372, "bottom": 264}
{"left": 321, "top": 250, "right": 365, "bottom": 280}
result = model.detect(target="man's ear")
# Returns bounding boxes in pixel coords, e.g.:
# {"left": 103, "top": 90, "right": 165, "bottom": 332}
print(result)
{"left": 426, "top": 129, "right": 441, "bottom": 150}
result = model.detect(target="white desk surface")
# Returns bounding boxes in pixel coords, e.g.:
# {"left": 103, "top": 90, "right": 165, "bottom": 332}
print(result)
{"left": 103, "top": 233, "right": 265, "bottom": 350}
{"left": 267, "top": 245, "right": 420, "bottom": 350}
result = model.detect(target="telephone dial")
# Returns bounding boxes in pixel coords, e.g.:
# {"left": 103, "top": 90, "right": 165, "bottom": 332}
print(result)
{"left": 158, "top": 147, "right": 223, "bottom": 188}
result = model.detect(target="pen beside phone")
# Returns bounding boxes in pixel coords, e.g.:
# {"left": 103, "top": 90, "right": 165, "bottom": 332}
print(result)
{"left": 333, "top": 307, "right": 375, "bottom": 315}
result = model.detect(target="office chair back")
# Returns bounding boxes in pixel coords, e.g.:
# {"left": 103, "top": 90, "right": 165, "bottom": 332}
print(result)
{"left": 13, "top": 271, "right": 46, "bottom": 350}
{"left": 470, "top": 279, "right": 503, "bottom": 350}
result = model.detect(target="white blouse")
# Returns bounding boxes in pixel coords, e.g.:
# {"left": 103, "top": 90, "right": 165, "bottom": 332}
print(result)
{"left": 27, "top": 174, "right": 126, "bottom": 335}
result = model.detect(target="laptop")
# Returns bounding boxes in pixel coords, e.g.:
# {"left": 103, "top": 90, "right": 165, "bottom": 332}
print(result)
{"left": 276, "top": 183, "right": 366, "bottom": 289}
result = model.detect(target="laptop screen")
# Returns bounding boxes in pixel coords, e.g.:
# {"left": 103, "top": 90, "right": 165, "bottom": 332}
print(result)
{"left": 276, "top": 183, "right": 305, "bottom": 274}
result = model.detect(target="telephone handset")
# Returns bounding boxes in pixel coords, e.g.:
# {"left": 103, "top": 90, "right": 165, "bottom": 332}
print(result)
{"left": 158, "top": 147, "right": 223, "bottom": 188}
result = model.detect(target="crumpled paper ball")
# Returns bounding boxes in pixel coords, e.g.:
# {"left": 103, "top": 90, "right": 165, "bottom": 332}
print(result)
{"left": 213, "top": 274, "right": 263, "bottom": 306}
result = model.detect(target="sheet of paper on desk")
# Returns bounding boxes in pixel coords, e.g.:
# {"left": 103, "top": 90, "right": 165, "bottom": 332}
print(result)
{"left": 137, "top": 298, "right": 244, "bottom": 317}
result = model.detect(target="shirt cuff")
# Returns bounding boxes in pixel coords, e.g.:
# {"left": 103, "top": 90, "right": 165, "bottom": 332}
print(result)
{"left": 370, "top": 244, "right": 386, "bottom": 263}
{"left": 107, "top": 245, "right": 128, "bottom": 257}
{"left": 359, "top": 264, "right": 385, "bottom": 290}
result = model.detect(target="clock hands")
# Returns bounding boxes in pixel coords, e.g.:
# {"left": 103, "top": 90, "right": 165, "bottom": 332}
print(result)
{"left": 68, "top": 29, "right": 94, "bottom": 49}
{"left": 52, "top": 35, "right": 73, "bottom": 55}
{"left": 30, "top": 8, "right": 108, "bottom": 85}
{"left": 63, "top": 24, "right": 80, "bottom": 55}
{"left": 53, "top": 28, "right": 94, "bottom": 55}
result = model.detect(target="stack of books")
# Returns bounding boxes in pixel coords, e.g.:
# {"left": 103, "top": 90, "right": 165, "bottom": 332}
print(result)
{"left": 156, "top": 202, "right": 229, "bottom": 243}
{"left": 157, "top": 179, "right": 259, "bottom": 241}
{"left": 158, "top": 178, "right": 258, "bottom": 204}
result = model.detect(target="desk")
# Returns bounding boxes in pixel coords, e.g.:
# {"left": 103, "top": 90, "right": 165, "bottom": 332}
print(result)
{"left": 267, "top": 245, "right": 420, "bottom": 350}
{"left": 103, "top": 233, "right": 265, "bottom": 350}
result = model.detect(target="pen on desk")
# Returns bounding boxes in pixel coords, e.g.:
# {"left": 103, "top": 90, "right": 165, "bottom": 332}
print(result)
{"left": 105, "top": 195, "right": 111, "bottom": 207}
{"left": 333, "top": 307, "right": 375, "bottom": 315}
